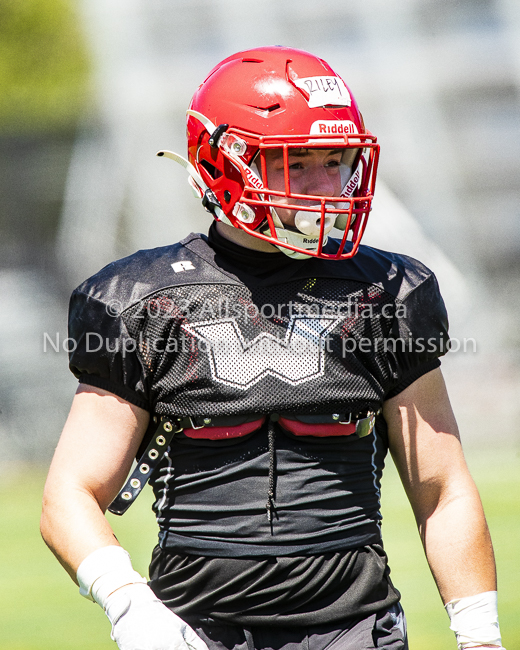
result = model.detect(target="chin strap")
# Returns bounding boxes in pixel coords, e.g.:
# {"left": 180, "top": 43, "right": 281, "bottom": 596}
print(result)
{"left": 156, "top": 148, "right": 233, "bottom": 225}
{"left": 186, "top": 109, "right": 218, "bottom": 137}
{"left": 262, "top": 225, "right": 323, "bottom": 259}
{"left": 156, "top": 150, "right": 207, "bottom": 196}
{"left": 158, "top": 111, "right": 241, "bottom": 227}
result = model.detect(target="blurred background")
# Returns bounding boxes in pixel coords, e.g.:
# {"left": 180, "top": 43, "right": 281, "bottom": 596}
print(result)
{"left": 0, "top": 0, "right": 519, "bottom": 648}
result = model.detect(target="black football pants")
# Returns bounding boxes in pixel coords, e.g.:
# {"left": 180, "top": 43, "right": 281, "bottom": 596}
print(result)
{"left": 190, "top": 604, "right": 408, "bottom": 650}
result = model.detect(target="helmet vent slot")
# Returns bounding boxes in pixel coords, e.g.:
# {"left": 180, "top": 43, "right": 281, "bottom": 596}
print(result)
{"left": 200, "top": 159, "right": 221, "bottom": 180}
{"left": 248, "top": 103, "right": 281, "bottom": 113}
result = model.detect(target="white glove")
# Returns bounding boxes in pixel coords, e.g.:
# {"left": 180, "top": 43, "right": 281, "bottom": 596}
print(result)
{"left": 76, "top": 546, "right": 209, "bottom": 650}
{"left": 105, "top": 582, "right": 209, "bottom": 650}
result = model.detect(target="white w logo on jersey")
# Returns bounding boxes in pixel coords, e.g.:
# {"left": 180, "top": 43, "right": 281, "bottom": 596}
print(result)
{"left": 183, "top": 316, "right": 341, "bottom": 389}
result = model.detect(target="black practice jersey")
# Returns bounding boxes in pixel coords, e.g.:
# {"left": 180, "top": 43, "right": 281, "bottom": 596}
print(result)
{"left": 69, "top": 231, "right": 448, "bottom": 418}
{"left": 68, "top": 228, "right": 448, "bottom": 622}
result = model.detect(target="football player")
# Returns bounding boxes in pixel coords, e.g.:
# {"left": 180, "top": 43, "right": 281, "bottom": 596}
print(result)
{"left": 41, "top": 47, "right": 505, "bottom": 650}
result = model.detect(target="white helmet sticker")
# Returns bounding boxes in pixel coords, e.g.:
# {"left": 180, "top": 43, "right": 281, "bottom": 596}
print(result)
{"left": 310, "top": 120, "right": 359, "bottom": 136}
{"left": 293, "top": 76, "right": 351, "bottom": 108}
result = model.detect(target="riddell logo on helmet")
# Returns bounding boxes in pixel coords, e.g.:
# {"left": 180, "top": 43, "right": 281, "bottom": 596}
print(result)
{"left": 310, "top": 121, "right": 359, "bottom": 136}
{"left": 341, "top": 167, "right": 361, "bottom": 198}
{"left": 244, "top": 166, "right": 264, "bottom": 191}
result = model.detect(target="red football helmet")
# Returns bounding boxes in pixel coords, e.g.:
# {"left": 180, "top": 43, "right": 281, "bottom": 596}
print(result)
{"left": 158, "top": 46, "right": 379, "bottom": 259}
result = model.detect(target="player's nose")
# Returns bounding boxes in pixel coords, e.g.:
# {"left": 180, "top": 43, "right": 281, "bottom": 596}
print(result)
{"left": 303, "top": 165, "right": 338, "bottom": 197}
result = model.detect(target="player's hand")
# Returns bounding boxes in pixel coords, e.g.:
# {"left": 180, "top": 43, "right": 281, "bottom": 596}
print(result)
{"left": 104, "top": 583, "right": 209, "bottom": 650}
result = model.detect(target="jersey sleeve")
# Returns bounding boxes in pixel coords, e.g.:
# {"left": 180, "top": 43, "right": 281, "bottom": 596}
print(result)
{"left": 68, "top": 287, "right": 150, "bottom": 410}
{"left": 385, "top": 271, "right": 449, "bottom": 398}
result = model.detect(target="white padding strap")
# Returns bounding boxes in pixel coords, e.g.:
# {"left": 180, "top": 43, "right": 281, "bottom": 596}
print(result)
{"left": 446, "top": 591, "right": 504, "bottom": 649}
{"left": 76, "top": 545, "right": 147, "bottom": 606}
{"left": 156, "top": 150, "right": 209, "bottom": 194}
{"left": 186, "top": 109, "right": 217, "bottom": 135}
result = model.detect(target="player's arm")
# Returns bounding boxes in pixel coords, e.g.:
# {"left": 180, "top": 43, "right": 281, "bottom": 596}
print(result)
{"left": 41, "top": 383, "right": 148, "bottom": 576}
{"left": 40, "top": 383, "right": 208, "bottom": 650}
{"left": 383, "top": 367, "right": 504, "bottom": 649}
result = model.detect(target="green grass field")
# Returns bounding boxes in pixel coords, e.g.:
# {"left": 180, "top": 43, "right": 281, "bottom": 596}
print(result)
{"left": 1, "top": 443, "right": 518, "bottom": 649}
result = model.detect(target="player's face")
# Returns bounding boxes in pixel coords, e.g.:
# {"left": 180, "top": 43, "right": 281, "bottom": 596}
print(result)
{"left": 262, "top": 148, "right": 353, "bottom": 227}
